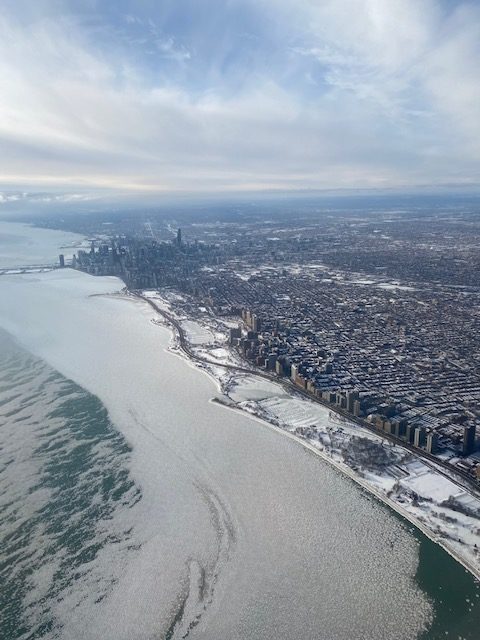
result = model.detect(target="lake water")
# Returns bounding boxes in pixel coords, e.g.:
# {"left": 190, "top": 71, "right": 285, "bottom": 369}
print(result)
{"left": 0, "top": 222, "right": 479, "bottom": 639}
{"left": 0, "top": 221, "right": 84, "bottom": 268}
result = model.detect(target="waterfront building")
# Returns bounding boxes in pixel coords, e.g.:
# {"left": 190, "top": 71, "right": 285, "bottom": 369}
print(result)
{"left": 346, "top": 390, "right": 359, "bottom": 413}
{"left": 290, "top": 363, "right": 298, "bottom": 382}
{"left": 463, "top": 424, "right": 476, "bottom": 456}
{"left": 353, "top": 400, "right": 362, "bottom": 417}
{"left": 414, "top": 427, "right": 427, "bottom": 449}
{"left": 405, "top": 425, "right": 415, "bottom": 444}
{"left": 229, "top": 327, "right": 242, "bottom": 344}
{"left": 426, "top": 432, "right": 438, "bottom": 454}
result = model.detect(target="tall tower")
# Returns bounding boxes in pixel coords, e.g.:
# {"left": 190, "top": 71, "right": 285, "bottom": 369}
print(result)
{"left": 176, "top": 228, "right": 182, "bottom": 246}
{"left": 463, "top": 424, "right": 476, "bottom": 456}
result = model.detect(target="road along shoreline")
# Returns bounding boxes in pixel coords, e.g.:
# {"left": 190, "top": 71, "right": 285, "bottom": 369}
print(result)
{"left": 130, "top": 289, "right": 480, "bottom": 583}
{"left": 132, "top": 291, "right": 479, "bottom": 495}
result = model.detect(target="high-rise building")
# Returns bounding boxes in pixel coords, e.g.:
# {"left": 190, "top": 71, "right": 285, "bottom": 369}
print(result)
{"left": 426, "top": 432, "right": 438, "bottom": 454}
{"left": 252, "top": 314, "right": 262, "bottom": 332}
{"left": 463, "top": 424, "right": 476, "bottom": 456}
{"left": 353, "top": 400, "right": 362, "bottom": 417}
{"left": 177, "top": 228, "right": 182, "bottom": 246}
{"left": 229, "top": 327, "right": 242, "bottom": 344}
{"left": 346, "top": 390, "right": 359, "bottom": 413}
{"left": 414, "top": 426, "right": 426, "bottom": 448}
{"left": 290, "top": 363, "right": 298, "bottom": 382}
{"left": 265, "top": 354, "right": 277, "bottom": 371}
{"left": 59, "top": 254, "right": 65, "bottom": 268}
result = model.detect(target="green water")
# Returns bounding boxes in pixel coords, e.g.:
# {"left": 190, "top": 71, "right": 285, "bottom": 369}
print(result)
{"left": 418, "top": 534, "right": 480, "bottom": 640}
{"left": 0, "top": 334, "right": 142, "bottom": 639}
{"left": 355, "top": 488, "right": 480, "bottom": 639}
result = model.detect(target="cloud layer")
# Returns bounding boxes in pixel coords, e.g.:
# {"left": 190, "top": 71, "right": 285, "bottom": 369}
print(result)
{"left": 0, "top": 0, "right": 479, "bottom": 194}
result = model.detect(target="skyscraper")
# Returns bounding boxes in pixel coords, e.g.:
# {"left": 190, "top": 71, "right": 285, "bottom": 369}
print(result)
{"left": 463, "top": 424, "right": 476, "bottom": 456}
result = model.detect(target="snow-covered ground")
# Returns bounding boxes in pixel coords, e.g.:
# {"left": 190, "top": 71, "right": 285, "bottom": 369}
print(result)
{"left": 181, "top": 320, "right": 215, "bottom": 345}
{"left": 141, "top": 290, "right": 480, "bottom": 580}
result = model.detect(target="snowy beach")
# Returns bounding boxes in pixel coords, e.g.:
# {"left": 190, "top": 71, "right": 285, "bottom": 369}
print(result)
{"left": 140, "top": 288, "right": 480, "bottom": 582}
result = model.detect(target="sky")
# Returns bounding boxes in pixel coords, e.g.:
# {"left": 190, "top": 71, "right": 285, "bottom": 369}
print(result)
{"left": 1, "top": 0, "right": 479, "bottom": 197}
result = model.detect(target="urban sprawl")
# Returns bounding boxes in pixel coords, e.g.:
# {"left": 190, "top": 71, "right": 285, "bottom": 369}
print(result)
{"left": 68, "top": 207, "right": 480, "bottom": 485}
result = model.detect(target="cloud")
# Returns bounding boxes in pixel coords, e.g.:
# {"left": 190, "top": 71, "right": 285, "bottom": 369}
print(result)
{"left": 0, "top": 0, "right": 479, "bottom": 194}
{"left": 0, "top": 191, "right": 98, "bottom": 210}
{"left": 117, "top": 14, "right": 191, "bottom": 62}
{"left": 288, "top": 1, "right": 480, "bottom": 136}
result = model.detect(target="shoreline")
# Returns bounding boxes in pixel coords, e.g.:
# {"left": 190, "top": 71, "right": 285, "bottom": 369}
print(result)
{"left": 132, "top": 291, "right": 479, "bottom": 495}
{"left": 129, "top": 288, "right": 480, "bottom": 583}
{"left": 212, "top": 397, "right": 480, "bottom": 581}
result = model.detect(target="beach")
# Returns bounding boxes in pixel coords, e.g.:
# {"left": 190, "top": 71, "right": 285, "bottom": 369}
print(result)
{"left": 137, "top": 288, "right": 480, "bottom": 583}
